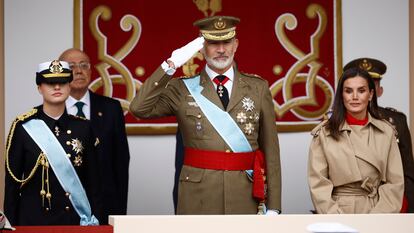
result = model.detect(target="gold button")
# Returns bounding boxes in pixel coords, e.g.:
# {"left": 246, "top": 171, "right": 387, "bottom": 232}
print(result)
{"left": 66, "top": 141, "right": 71, "bottom": 145}
{"left": 67, "top": 130, "right": 72, "bottom": 134}
{"left": 185, "top": 176, "right": 189, "bottom": 180}
{"left": 65, "top": 192, "right": 70, "bottom": 197}
{"left": 197, "top": 114, "right": 202, "bottom": 119}
{"left": 65, "top": 206, "right": 70, "bottom": 211}
{"left": 154, "top": 82, "right": 159, "bottom": 86}
{"left": 67, "top": 153, "right": 71, "bottom": 158}
{"left": 225, "top": 149, "right": 231, "bottom": 153}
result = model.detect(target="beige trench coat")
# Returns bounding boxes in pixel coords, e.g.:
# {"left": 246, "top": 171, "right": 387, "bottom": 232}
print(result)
{"left": 308, "top": 115, "right": 404, "bottom": 214}
{"left": 130, "top": 66, "right": 281, "bottom": 214}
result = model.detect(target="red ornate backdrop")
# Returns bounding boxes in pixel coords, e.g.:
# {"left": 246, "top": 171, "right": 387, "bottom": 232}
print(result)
{"left": 74, "top": 0, "right": 342, "bottom": 134}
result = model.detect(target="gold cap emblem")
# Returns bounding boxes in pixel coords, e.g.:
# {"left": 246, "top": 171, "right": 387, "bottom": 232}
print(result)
{"left": 359, "top": 59, "right": 372, "bottom": 71}
{"left": 49, "top": 60, "right": 64, "bottom": 74}
{"left": 214, "top": 18, "right": 226, "bottom": 29}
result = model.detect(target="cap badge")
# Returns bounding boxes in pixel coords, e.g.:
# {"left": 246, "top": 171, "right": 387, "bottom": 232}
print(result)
{"left": 214, "top": 18, "right": 226, "bottom": 30}
{"left": 359, "top": 59, "right": 372, "bottom": 71}
{"left": 49, "top": 60, "right": 64, "bottom": 74}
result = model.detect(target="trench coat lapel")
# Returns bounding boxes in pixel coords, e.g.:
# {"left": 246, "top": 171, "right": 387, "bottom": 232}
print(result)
{"left": 341, "top": 116, "right": 384, "bottom": 173}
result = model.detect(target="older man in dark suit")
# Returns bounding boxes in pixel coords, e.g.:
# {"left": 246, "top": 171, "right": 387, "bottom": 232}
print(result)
{"left": 4, "top": 60, "right": 101, "bottom": 225}
{"left": 60, "top": 49, "right": 130, "bottom": 223}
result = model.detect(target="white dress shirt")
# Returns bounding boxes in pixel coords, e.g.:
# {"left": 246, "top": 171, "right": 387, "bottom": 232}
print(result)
{"left": 66, "top": 91, "right": 91, "bottom": 120}
{"left": 205, "top": 65, "right": 234, "bottom": 98}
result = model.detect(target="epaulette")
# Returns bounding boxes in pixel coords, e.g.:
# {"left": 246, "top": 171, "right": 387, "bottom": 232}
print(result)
{"left": 385, "top": 107, "right": 399, "bottom": 113}
{"left": 178, "top": 75, "right": 193, "bottom": 79}
{"left": 240, "top": 71, "right": 264, "bottom": 80}
{"left": 16, "top": 108, "right": 38, "bottom": 122}
{"left": 384, "top": 107, "right": 406, "bottom": 118}
{"left": 310, "top": 120, "right": 328, "bottom": 137}
{"left": 69, "top": 114, "right": 87, "bottom": 121}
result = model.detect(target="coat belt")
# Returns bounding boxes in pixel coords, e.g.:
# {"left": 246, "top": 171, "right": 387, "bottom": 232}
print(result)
{"left": 183, "top": 147, "right": 266, "bottom": 201}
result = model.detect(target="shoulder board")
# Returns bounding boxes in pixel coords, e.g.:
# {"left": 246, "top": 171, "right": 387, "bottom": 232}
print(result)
{"left": 178, "top": 73, "right": 200, "bottom": 80}
{"left": 240, "top": 72, "right": 264, "bottom": 80}
{"left": 385, "top": 107, "right": 402, "bottom": 113}
{"left": 16, "top": 108, "right": 38, "bottom": 122}
{"left": 69, "top": 114, "right": 87, "bottom": 121}
{"left": 311, "top": 120, "right": 328, "bottom": 137}
{"left": 178, "top": 76, "right": 192, "bottom": 79}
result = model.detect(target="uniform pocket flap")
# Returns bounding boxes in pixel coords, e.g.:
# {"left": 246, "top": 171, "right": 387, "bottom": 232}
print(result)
{"left": 179, "top": 166, "right": 204, "bottom": 183}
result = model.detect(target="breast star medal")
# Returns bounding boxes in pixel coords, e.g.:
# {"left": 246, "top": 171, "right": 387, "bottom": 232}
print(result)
{"left": 71, "top": 138, "right": 84, "bottom": 154}
{"left": 242, "top": 97, "right": 255, "bottom": 112}
{"left": 244, "top": 122, "right": 255, "bottom": 135}
{"left": 237, "top": 112, "right": 248, "bottom": 124}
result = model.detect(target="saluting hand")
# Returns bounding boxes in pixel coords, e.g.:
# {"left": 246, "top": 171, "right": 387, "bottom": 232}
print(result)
{"left": 167, "top": 37, "right": 205, "bottom": 69}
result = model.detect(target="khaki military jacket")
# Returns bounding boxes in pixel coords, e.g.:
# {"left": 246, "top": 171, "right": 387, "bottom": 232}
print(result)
{"left": 308, "top": 114, "right": 404, "bottom": 214}
{"left": 130, "top": 66, "right": 281, "bottom": 214}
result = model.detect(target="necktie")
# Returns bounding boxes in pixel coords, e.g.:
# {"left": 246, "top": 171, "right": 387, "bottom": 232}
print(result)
{"left": 213, "top": 75, "right": 230, "bottom": 110}
{"left": 74, "top": 101, "right": 86, "bottom": 118}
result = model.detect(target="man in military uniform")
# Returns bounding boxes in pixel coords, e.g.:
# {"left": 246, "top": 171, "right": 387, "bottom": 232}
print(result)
{"left": 344, "top": 57, "right": 414, "bottom": 212}
{"left": 4, "top": 60, "right": 102, "bottom": 225}
{"left": 130, "top": 15, "right": 281, "bottom": 214}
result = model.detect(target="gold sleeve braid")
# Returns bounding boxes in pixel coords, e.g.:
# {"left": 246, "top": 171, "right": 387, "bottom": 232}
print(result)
{"left": 5, "top": 108, "right": 45, "bottom": 184}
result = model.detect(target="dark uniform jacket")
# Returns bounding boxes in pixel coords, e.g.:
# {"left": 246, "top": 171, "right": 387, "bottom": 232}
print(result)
{"left": 89, "top": 91, "right": 130, "bottom": 223}
{"left": 379, "top": 106, "right": 414, "bottom": 212}
{"left": 4, "top": 106, "right": 102, "bottom": 225}
{"left": 130, "top": 66, "right": 281, "bottom": 214}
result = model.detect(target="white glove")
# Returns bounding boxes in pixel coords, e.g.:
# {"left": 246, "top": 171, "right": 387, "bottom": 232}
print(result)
{"left": 266, "top": 209, "right": 280, "bottom": 215}
{"left": 167, "top": 37, "right": 205, "bottom": 69}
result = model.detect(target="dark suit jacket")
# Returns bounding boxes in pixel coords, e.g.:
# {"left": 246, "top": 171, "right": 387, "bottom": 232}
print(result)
{"left": 89, "top": 91, "right": 130, "bottom": 223}
{"left": 379, "top": 106, "right": 414, "bottom": 212}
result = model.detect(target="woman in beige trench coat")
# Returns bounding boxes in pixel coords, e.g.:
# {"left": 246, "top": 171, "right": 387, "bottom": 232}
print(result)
{"left": 308, "top": 67, "right": 404, "bottom": 214}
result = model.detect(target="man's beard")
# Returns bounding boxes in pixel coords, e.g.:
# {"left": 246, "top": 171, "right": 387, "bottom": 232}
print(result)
{"left": 204, "top": 53, "right": 234, "bottom": 70}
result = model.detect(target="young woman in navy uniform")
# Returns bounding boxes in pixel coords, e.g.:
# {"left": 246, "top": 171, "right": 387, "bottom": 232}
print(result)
{"left": 4, "top": 60, "right": 102, "bottom": 225}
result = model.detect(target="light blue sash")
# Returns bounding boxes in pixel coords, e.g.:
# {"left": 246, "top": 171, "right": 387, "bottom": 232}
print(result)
{"left": 183, "top": 76, "right": 252, "bottom": 152}
{"left": 22, "top": 119, "right": 99, "bottom": 226}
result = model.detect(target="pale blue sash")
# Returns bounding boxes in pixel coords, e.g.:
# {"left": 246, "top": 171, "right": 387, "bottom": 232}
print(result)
{"left": 183, "top": 76, "right": 252, "bottom": 152}
{"left": 22, "top": 119, "right": 99, "bottom": 226}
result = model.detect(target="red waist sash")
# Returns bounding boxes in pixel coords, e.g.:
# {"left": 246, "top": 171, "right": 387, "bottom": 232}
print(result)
{"left": 184, "top": 147, "right": 266, "bottom": 201}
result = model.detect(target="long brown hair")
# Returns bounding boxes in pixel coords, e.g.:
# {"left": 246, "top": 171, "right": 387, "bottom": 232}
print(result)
{"left": 327, "top": 67, "right": 380, "bottom": 140}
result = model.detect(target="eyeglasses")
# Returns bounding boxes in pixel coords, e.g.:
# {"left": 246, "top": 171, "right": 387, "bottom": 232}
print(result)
{"left": 68, "top": 62, "right": 91, "bottom": 70}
